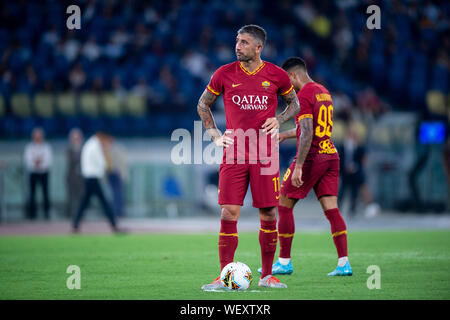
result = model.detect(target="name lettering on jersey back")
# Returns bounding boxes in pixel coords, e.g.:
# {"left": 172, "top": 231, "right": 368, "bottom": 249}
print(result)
{"left": 232, "top": 95, "right": 269, "bottom": 110}
{"left": 315, "top": 93, "right": 332, "bottom": 102}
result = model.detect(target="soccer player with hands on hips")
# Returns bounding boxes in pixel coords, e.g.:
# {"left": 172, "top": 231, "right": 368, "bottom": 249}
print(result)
{"left": 258, "top": 57, "right": 352, "bottom": 277}
{"left": 197, "top": 25, "right": 300, "bottom": 290}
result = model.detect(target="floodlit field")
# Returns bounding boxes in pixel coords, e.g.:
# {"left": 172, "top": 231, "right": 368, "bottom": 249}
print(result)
{"left": 1, "top": 230, "right": 449, "bottom": 300}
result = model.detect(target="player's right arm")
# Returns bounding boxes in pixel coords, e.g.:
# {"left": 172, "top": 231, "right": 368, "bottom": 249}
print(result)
{"left": 291, "top": 117, "right": 313, "bottom": 188}
{"left": 197, "top": 89, "right": 233, "bottom": 147}
{"left": 279, "top": 128, "right": 297, "bottom": 143}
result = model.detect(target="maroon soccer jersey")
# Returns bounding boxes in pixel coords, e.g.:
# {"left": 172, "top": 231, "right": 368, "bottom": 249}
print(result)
{"left": 294, "top": 82, "right": 339, "bottom": 162}
{"left": 206, "top": 61, "right": 293, "bottom": 162}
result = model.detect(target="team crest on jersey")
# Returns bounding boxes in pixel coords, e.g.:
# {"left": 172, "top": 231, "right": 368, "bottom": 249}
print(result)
{"left": 261, "top": 81, "right": 270, "bottom": 88}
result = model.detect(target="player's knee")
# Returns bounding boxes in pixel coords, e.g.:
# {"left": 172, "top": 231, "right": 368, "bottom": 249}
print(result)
{"left": 319, "top": 196, "right": 338, "bottom": 211}
{"left": 279, "top": 194, "right": 296, "bottom": 209}
{"left": 259, "top": 206, "right": 277, "bottom": 221}
{"left": 221, "top": 205, "right": 240, "bottom": 220}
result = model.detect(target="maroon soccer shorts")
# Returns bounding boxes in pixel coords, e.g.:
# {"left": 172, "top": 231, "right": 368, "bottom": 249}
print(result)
{"left": 218, "top": 161, "right": 280, "bottom": 208}
{"left": 280, "top": 159, "right": 339, "bottom": 200}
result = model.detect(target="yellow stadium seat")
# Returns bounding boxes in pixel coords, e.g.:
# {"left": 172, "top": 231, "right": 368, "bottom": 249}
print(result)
{"left": 426, "top": 90, "right": 446, "bottom": 115}
{"left": 11, "top": 93, "right": 31, "bottom": 117}
{"left": 311, "top": 16, "right": 331, "bottom": 38}
{"left": 447, "top": 94, "right": 450, "bottom": 124}
{"left": 80, "top": 92, "right": 99, "bottom": 116}
{"left": 350, "top": 120, "right": 367, "bottom": 141}
{"left": 34, "top": 93, "right": 54, "bottom": 117}
{"left": 125, "top": 94, "right": 146, "bottom": 116}
{"left": 57, "top": 92, "right": 76, "bottom": 116}
{"left": 331, "top": 119, "right": 346, "bottom": 144}
{"left": 102, "top": 92, "right": 122, "bottom": 117}
{"left": 371, "top": 128, "right": 390, "bottom": 146}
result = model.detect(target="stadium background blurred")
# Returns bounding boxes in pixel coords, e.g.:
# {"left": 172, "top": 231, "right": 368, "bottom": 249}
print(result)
{"left": 0, "top": 0, "right": 448, "bottom": 223}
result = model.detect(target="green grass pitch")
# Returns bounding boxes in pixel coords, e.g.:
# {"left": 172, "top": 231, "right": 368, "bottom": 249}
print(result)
{"left": 0, "top": 230, "right": 449, "bottom": 300}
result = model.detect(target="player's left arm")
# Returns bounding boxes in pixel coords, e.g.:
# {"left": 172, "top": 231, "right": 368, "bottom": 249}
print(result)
{"left": 277, "top": 90, "right": 301, "bottom": 124}
{"left": 291, "top": 117, "right": 313, "bottom": 188}
{"left": 262, "top": 90, "right": 300, "bottom": 136}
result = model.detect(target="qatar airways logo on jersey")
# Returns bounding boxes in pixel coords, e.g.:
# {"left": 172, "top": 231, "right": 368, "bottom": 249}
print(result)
{"left": 232, "top": 95, "right": 269, "bottom": 110}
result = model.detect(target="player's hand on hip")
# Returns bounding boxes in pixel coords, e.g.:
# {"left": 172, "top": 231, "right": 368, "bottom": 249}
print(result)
{"left": 291, "top": 166, "right": 303, "bottom": 188}
{"left": 262, "top": 117, "right": 279, "bottom": 138}
{"left": 213, "top": 130, "right": 234, "bottom": 147}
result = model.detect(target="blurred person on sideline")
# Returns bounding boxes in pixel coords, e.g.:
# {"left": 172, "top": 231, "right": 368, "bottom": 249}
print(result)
{"left": 106, "top": 142, "right": 128, "bottom": 218}
{"left": 443, "top": 133, "right": 450, "bottom": 212}
{"left": 337, "top": 127, "right": 379, "bottom": 218}
{"left": 24, "top": 127, "right": 53, "bottom": 220}
{"left": 66, "top": 128, "right": 84, "bottom": 218}
{"left": 72, "top": 131, "right": 124, "bottom": 233}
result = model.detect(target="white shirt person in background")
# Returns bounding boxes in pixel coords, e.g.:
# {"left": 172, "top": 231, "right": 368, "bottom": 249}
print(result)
{"left": 24, "top": 127, "right": 53, "bottom": 220}
{"left": 72, "top": 131, "right": 124, "bottom": 233}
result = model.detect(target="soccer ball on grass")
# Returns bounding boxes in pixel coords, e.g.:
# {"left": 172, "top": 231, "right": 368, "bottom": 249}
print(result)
{"left": 220, "top": 262, "right": 252, "bottom": 290}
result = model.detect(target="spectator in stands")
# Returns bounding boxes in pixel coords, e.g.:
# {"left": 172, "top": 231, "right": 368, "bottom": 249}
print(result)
{"left": 181, "top": 50, "right": 210, "bottom": 82}
{"left": 111, "top": 25, "right": 130, "bottom": 48}
{"left": 132, "top": 76, "right": 163, "bottom": 109}
{"left": 24, "top": 127, "right": 53, "bottom": 220}
{"left": 111, "top": 76, "right": 127, "bottom": 103}
{"left": 215, "top": 42, "right": 233, "bottom": 64}
{"left": 158, "top": 65, "right": 186, "bottom": 111}
{"left": 81, "top": 36, "right": 101, "bottom": 62}
{"left": 73, "top": 131, "right": 123, "bottom": 233}
{"left": 356, "top": 87, "right": 389, "bottom": 122}
{"left": 332, "top": 10, "right": 353, "bottom": 68}
{"left": 23, "top": 64, "right": 37, "bottom": 94}
{"left": 42, "top": 25, "right": 60, "bottom": 47}
{"left": 61, "top": 31, "right": 80, "bottom": 63}
{"left": 92, "top": 76, "right": 103, "bottom": 94}
{"left": 104, "top": 38, "right": 124, "bottom": 61}
{"left": 69, "top": 63, "right": 86, "bottom": 91}
{"left": 333, "top": 90, "right": 354, "bottom": 122}
{"left": 134, "top": 23, "right": 151, "bottom": 49}
{"left": 66, "top": 128, "right": 84, "bottom": 218}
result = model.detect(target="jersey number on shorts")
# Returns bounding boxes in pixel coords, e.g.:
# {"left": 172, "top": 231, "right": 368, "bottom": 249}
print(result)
{"left": 272, "top": 177, "right": 280, "bottom": 192}
{"left": 282, "top": 168, "right": 291, "bottom": 182}
{"left": 316, "top": 104, "right": 333, "bottom": 138}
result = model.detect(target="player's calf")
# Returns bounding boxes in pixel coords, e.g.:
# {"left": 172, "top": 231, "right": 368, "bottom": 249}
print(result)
{"left": 258, "top": 216, "right": 278, "bottom": 278}
{"left": 278, "top": 204, "right": 295, "bottom": 262}
{"left": 323, "top": 206, "right": 352, "bottom": 275}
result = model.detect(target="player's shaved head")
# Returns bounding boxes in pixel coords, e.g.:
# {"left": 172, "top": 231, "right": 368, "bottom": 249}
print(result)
{"left": 282, "top": 57, "right": 307, "bottom": 73}
{"left": 237, "top": 24, "right": 267, "bottom": 46}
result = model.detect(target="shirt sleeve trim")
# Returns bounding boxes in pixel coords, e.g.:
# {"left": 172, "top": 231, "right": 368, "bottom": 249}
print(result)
{"left": 298, "top": 114, "right": 313, "bottom": 121}
{"left": 206, "top": 85, "right": 221, "bottom": 96}
{"left": 280, "top": 84, "right": 294, "bottom": 96}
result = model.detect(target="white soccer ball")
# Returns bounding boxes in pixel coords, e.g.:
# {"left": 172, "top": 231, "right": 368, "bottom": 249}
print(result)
{"left": 220, "top": 262, "right": 253, "bottom": 291}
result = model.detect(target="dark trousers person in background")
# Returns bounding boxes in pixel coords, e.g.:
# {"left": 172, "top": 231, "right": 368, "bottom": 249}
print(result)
{"left": 337, "top": 128, "right": 368, "bottom": 217}
{"left": 73, "top": 177, "right": 117, "bottom": 231}
{"left": 66, "top": 128, "right": 84, "bottom": 218}
{"left": 28, "top": 172, "right": 50, "bottom": 220}
{"left": 338, "top": 170, "right": 364, "bottom": 215}
{"left": 24, "top": 127, "right": 53, "bottom": 220}
{"left": 107, "top": 172, "right": 124, "bottom": 217}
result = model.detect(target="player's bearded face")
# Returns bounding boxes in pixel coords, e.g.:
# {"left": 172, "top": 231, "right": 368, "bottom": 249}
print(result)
{"left": 235, "top": 34, "right": 261, "bottom": 62}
